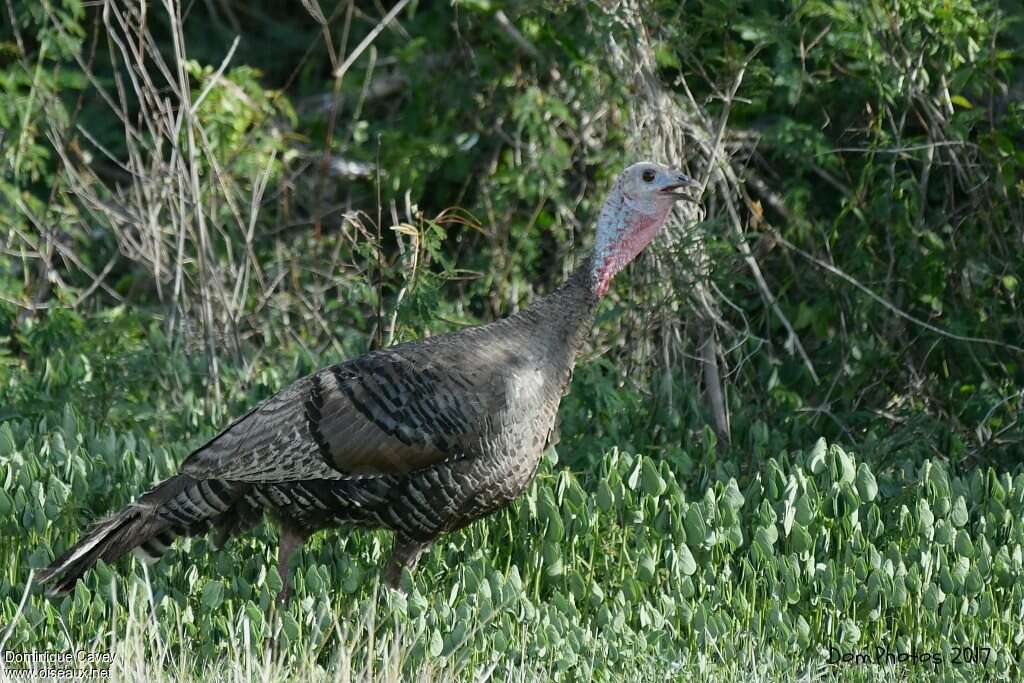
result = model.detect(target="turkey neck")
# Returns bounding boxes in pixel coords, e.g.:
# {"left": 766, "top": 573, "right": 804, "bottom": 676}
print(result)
{"left": 507, "top": 257, "right": 600, "bottom": 367}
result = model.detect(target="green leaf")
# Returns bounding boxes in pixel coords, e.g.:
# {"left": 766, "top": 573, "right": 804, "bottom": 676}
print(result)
{"left": 753, "top": 526, "right": 776, "bottom": 560}
{"left": 855, "top": 463, "right": 878, "bottom": 502}
{"left": 964, "top": 568, "right": 983, "bottom": 595}
{"left": 266, "top": 567, "right": 283, "bottom": 597}
{"left": 565, "top": 479, "right": 587, "bottom": 509}
{"left": 201, "top": 581, "right": 224, "bottom": 610}
{"left": 677, "top": 543, "right": 697, "bottom": 576}
{"left": 684, "top": 504, "right": 707, "bottom": 547}
{"left": 653, "top": 42, "right": 681, "bottom": 70}
{"left": 537, "top": 488, "right": 558, "bottom": 524}
{"left": 543, "top": 542, "right": 563, "bottom": 576}
{"left": 545, "top": 510, "right": 565, "bottom": 543}
{"left": 627, "top": 459, "right": 642, "bottom": 491}
{"left": 950, "top": 94, "right": 973, "bottom": 109}
{"left": 791, "top": 523, "right": 812, "bottom": 554}
{"left": 282, "top": 614, "right": 299, "bottom": 641}
{"left": 508, "top": 566, "right": 523, "bottom": 594}
{"left": 831, "top": 445, "right": 855, "bottom": 484}
{"left": 840, "top": 619, "right": 861, "bottom": 648}
{"left": 596, "top": 480, "right": 614, "bottom": 512}
{"left": 641, "top": 458, "right": 667, "bottom": 497}
{"left": 917, "top": 499, "right": 934, "bottom": 530}
{"left": 244, "top": 602, "right": 263, "bottom": 630}
{"left": 922, "top": 583, "right": 944, "bottom": 610}
{"left": 722, "top": 478, "right": 745, "bottom": 512}
{"left": 892, "top": 576, "right": 908, "bottom": 607}
{"left": 950, "top": 496, "right": 969, "bottom": 527}
{"left": 794, "top": 494, "right": 814, "bottom": 526}
{"left": 808, "top": 438, "right": 827, "bottom": 474}
{"left": 428, "top": 629, "right": 443, "bottom": 657}
{"left": 638, "top": 554, "right": 656, "bottom": 583}
{"left": 0, "top": 423, "right": 15, "bottom": 456}
{"left": 955, "top": 530, "right": 975, "bottom": 558}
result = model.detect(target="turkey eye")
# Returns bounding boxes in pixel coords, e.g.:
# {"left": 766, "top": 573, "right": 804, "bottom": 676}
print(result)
{"left": 641, "top": 169, "right": 656, "bottom": 182}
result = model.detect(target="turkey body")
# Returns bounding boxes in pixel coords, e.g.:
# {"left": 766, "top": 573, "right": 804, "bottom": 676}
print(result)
{"left": 39, "top": 262, "right": 598, "bottom": 595}
{"left": 39, "top": 158, "right": 698, "bottom": 598}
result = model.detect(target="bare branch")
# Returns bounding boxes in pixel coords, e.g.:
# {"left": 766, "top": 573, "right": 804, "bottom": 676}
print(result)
{"left": 332, "top": 0, "right": 412, "bottom": 80}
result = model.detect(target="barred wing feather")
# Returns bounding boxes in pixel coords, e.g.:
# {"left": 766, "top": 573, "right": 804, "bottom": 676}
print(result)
{"left": 180, "top": 341, "right": 517, "bottom": 482}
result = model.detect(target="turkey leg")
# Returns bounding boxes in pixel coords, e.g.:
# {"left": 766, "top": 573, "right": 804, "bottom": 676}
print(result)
{"left": 275, "top": 524, "right": 308, "bottom": 604}
{"left": 383, "top": 538, "right": 431, "bottom": 590}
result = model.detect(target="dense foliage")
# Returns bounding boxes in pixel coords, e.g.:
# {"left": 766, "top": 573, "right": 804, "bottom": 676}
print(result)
{"left": 2, "top": 0, "right": 1023, "bottom": 680}
{"left": 2, "top": 321, "right": 1023, "bottom": 680}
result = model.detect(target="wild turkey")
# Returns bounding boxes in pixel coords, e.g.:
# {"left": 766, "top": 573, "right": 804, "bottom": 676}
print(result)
{"left": 38, "top": 161, "right": 698, "bottom": 600}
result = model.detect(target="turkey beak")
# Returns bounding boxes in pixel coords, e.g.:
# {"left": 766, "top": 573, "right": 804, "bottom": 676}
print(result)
{"left": 660, "top": 173, "right": 701, "bottom": 202}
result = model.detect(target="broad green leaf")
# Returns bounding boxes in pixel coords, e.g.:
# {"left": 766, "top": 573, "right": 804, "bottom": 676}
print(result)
{"left": 201, "top": 581, "right": 224, "bottom": 610}
{"left": 831, "top": 445, "right": 855, "bottom": 484}
{"left": 638, "top": 554, "right": 656, "bottom": 583}
{"left": 955, "top": 530, "right": 976, "bottom": 558}
{"left": 922, "top": 583, "right": 945, "bottom": 610}
{"left": 722, "top": 478, "right": 745, "bottom": 511}
{"left": 855, "top": 463, "right": 878, "bottom": 502}
{"left": 641, "top": 458, "right": 666, "bottom": 497}
{"left": 429, "top": 629, "right": 443, "bottom": 657}
{"left": 807, "top": 438, "right": 827, "bottom": 475}
{"left": 677, "top": 543, "right": 697, "bottom": 576}
{"left": 684, "top": 504, "right": 707, "bottom": 547}
{"left": 596, "top": 480, "right": 614, "bottom": 512}
{"left": 917, "top": 499, "right": 934, "bottom": 530}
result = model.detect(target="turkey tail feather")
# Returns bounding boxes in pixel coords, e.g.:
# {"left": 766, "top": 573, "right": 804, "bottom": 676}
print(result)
{"left": 35, "top": 506, "right": 152, "bottom": 596}
{"left": 37, "top": 474, "right": 240, "bottom": 597}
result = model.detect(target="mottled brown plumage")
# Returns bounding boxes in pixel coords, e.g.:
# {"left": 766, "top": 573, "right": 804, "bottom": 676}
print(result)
{"left": 37, "top": 162, "right": 698, "bottom": 599}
